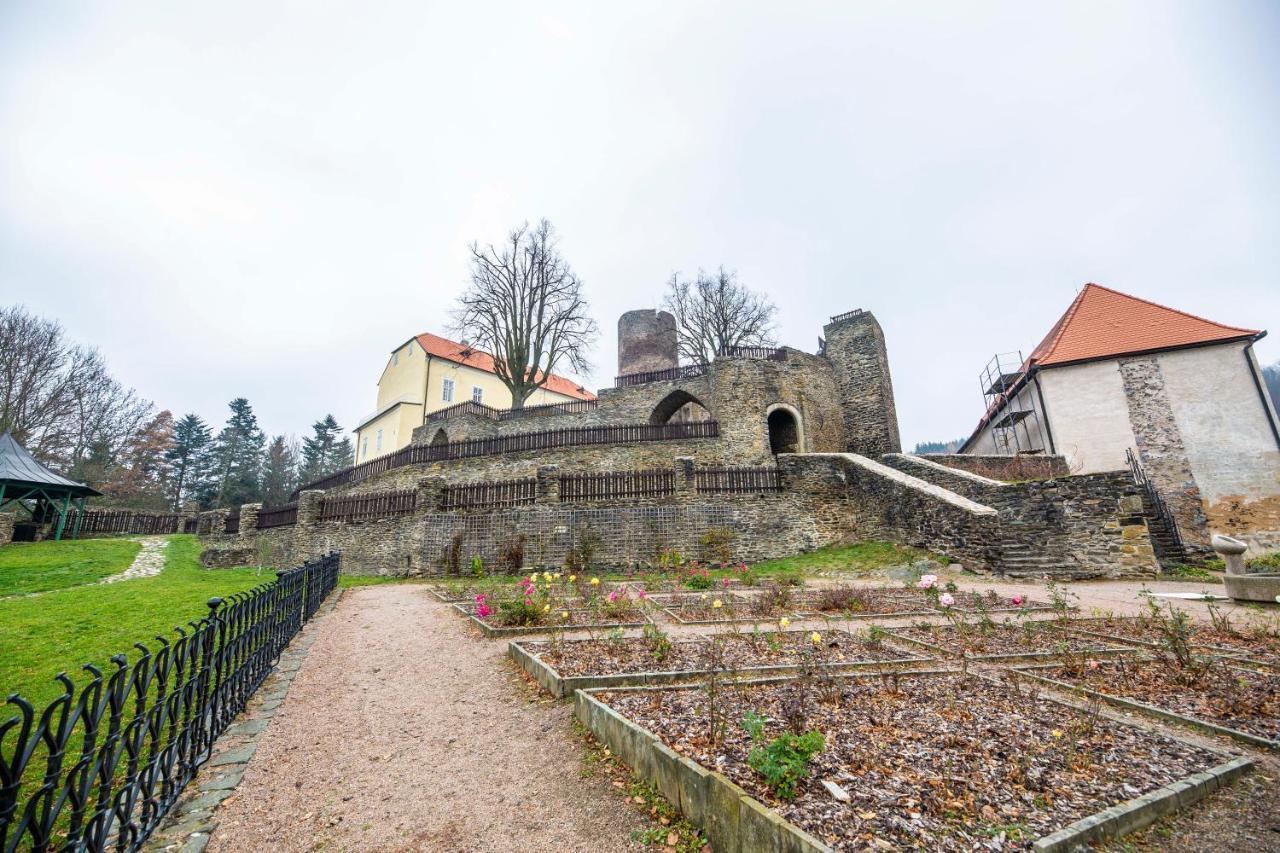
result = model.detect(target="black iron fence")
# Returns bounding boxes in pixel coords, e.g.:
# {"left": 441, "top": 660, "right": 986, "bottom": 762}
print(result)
{"left": 292, "top": 421, "right": 719, "bottom": 497}
{"left": 0, "top": 553, "right": 340, "bottom": 853}
{"left": 1125, "top": 448, "right": 1185, "bottom": 553}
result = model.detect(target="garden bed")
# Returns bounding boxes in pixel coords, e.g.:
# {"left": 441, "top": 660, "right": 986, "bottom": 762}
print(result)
{"left": 763, "top": 586, "right": 938, "bottom": 618}
{"left": 582, "top": 673, "right": 1243, "bottom": 851}
{"left": 660, "top": 591, "right": 811, "bottom": 624}
{"left": 889, "top": 622, "right": 1133, "bottom": 663}
{"left": 452, "top": 602, "right": 650, "bottom": 637}
{"left": 1013, "top": 657, "right": 1280, "bottom": 750}
{"left": 511, "top": 629, "right": 928, "bottom": 697}
{"left": 941, "top": 588, "right": 1052, "bottom": 613}
{"left": 1064, "top": 616, "right": 1280, "bottom": 670}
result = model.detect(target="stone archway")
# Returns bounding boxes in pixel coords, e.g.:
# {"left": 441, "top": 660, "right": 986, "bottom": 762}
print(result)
{"left": 649, "top": 390, "right": 712, "bottom": 425}
{"left": 766, "top": 405, "right": 803, "bottom": 454}
{"left": 430, "top": 428, "right": 449, "bottom": 447}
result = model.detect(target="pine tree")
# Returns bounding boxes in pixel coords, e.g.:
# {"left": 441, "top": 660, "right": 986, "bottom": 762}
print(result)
{"left": 330, "top": 436, "right": 354, "bottom": 471}
{"left": 299, "top": 415, "right": 343, "bottom": 484}
{"left": 212, "top": 398, "right": 266, "bottom": 508}
{"left": 261, "top": 435, "right": 299, "bottom": 506}
{"left": 167, "top": 413, "right": 214, "bottom": 510}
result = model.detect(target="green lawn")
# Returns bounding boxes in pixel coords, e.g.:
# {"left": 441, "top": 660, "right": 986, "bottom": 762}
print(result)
{"left": 0, "top": 538, "right": 143, "bottom": 597}
{"left": 0, "top": 535, "right": 275, "bottom": 708}
{"left": 748, "top": 541, "right": 933, "bottom": 580}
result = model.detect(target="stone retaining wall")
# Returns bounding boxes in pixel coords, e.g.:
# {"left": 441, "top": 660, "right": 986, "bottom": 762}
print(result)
{"left": 922, "top": 453, "right": 1070, "bottom": 481}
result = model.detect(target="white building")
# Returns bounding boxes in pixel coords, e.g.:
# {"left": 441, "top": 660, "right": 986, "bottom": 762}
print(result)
{"left": 961, "top": 283, "right": 1280, "bottom": 554}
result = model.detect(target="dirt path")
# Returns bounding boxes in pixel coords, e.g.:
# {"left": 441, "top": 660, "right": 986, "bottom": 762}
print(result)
{"left": 208, "top": 584, "right": 645, "bottom": 852}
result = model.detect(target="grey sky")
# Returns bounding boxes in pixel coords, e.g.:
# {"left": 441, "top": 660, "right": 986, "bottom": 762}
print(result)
{"left": 2, "top": 2, "right": 1277, "bottom": 448}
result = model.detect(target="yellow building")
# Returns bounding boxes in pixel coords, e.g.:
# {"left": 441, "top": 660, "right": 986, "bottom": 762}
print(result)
{"left": 353, "top": 332, "right": 595, "bottom": 462}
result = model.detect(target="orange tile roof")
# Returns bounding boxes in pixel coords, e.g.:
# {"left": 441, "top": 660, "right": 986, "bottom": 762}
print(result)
{"left": 412, "top": 332, "right": 596, "bottom": 401}
{"left": 1027, "top": 283, "right": 1259, "bottom": 367}
{"left": 960, "top": 283, "right": 1261, "bottom": 450}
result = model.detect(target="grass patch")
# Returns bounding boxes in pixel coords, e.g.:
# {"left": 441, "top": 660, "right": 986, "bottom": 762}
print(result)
{"left": 1162, "top": 563, "right": 1224, "bottom": 583}
{"left": 0, "top": 538, "right": 143, "bottom": 597}
{"left": 0, "top": 535, "right": 274, "bottom": 708}
{"left": 748, "top": 541, "right": 932, "bottom": 580}
{"left": 338, "top": 574, "right": 423, "bottom": 588}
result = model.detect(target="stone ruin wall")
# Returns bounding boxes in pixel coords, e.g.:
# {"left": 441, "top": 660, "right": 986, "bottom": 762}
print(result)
{"left": 923, "top": 453, "right": 1070, "bottom": 482}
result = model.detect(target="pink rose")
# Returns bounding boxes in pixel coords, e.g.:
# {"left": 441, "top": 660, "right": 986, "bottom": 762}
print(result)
{"left": 938, "top": 593, "right": 955, "bottom": 608}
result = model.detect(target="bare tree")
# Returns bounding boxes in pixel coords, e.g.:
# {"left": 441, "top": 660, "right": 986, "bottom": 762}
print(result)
{"left": 662, "top": 267, "right": 777, "bottom": 364}
{"left": 453, "top": 219, "right": 598, "bottom": 409}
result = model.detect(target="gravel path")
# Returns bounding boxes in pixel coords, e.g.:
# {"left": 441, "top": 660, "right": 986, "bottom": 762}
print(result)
{"left": 100, "top": 536, "right": 168, "bottom": 584}
{"left": 208, "top": 584, "right": 645, "bottom": 852}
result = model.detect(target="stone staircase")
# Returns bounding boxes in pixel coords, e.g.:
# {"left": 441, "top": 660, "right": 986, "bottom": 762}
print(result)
{"left": 1139, "top": 490, "right": 1189, "bottom": 568}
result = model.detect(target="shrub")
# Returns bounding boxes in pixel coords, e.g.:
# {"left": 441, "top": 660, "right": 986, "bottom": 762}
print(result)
{"left": 642, "top": 623, "right": 673, "bottom": 662}
{"left": 813, "top": 585, "right": 872, "bottom": 613}
{"left": 470, "top": 555, "right": 485, "bottom": 577}
{"left": 684, "top": 567, "right": 714, "bottom": 590}
{"left": 741, "top": 712, "right": 825, "bottom": 800}
{"left": 496, "top": 597, "right": 545, "bottom": 627}
{"left": 1247, "top": 552, "right": 1280, "bottom": 572}
{"left": 701, "top": 527, "right": 735, "bottom": 564}
{"left": 498, "top": 534, "right": 526, "bottom": 573}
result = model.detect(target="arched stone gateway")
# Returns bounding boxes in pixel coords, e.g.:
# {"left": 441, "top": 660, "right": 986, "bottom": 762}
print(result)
{"left": 649, "top": 390, "right": 712, "bottom": 425}
{"left": 766, "top": 405, "right": 802, "bottom": 454}
{"left": 430, "top": 428, "right": 449, "bottom": 447}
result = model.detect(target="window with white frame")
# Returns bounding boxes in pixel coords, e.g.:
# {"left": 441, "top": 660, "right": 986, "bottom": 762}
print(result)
{"left": 361, "top": 437, "right": 368, "bottom": 460}
{"left": 376, "top": 429, "right": 383, "bottom": 452}
{"left": 442, "top": 378, "right": 454, "bottom": 402}
{"left": 472, "top": 386, "right": 483, "bottom": 403}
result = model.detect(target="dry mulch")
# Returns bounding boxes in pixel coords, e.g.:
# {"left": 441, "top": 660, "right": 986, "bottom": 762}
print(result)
{"left": 894, "top": 623, "right": 1127, "bottom": 658}
{"left": 603, "top": 674, "right": 1222, "bottom": 851}
{"left": 207, "top": 585, "right": 646, "bottom": 852}
{"left": 1072, "top": 616, "right": 1280, "bottom": 666}
{"left": 525, "top": 630, "right": 919, "bottom": 677}
{"left": 1039, "top": 658, "right": 1280, "bottom": 742}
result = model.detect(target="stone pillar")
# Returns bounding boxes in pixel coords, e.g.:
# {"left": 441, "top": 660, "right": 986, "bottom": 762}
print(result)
{"left": 206, "top": 509, "right": 230, "bottom": 536}
{"left": 535, "top": 465, "right": 561, "bottom": 505}
{"left": 238, "top": 503, "right": 262, "bottom": 538}
{"left": 415, "top": 477, "right": 445, "bottom": 513}
{"left": 297, "top": 490, "right": 326, "bottom": 524}
{"left": 674, "top": 457, "right": 696, "bottom": 498}
{"left": 0, "top": 512, "right": 14, "bottom": 545}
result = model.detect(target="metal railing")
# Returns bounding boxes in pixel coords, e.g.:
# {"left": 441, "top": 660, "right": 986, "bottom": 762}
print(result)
{"left": 292, "top": 421, "right": 719, "bottom": 497}
{"left": 0, "top": 553, "right": 340, "bottom": 853}
{"left": 1125, "top": 448, "right": 1185, "bottom": 554}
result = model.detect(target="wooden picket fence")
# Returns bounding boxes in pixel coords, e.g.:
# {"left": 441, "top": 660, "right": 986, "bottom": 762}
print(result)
{"left": 64, "top": 509, "right": 186, "bottom": 538}
{"left": 441, "top": 479, "right": 537, "bottom": 510}
{"left": 559, "top": 469, "right": 676, "bottom": 502}
{"left": 318, "top": 490, "right": 417, "bottom": 523}
{"left": 256, "top": 502, "right": 298, "bottom": 529}
{"left": 695, "top": 466, "right": 782, "bottom": 493}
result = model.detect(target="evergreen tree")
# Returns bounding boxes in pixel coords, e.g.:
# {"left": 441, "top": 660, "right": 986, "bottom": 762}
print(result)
{"left": 261, "top": 435, "right": 299, "bottom": 506}
{"left": 330, "top": 436, "right": 354, "bottom": 471}
{"left": 212, "top": 398, "right": 266, "bottom": 508}
{"left": 167, "top": 413, "right": 214, "bottom": 510}
{"left": 299, "top": 414, "right": 344, "bottom": 484}
{"left": 1264, "top": 361, "right": 1280, "bottom": 414}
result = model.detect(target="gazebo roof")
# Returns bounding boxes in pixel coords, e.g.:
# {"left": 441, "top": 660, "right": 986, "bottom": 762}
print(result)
{"left": 0, "top": 431, "right": 101, "bottom": 497}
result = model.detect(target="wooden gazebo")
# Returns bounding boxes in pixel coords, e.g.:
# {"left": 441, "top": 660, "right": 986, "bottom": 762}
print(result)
{"left": 0, "top": 430, "right": 101, "bottom": 540}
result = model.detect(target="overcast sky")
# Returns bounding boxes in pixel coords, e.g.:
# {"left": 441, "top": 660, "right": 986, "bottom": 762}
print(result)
{"left": 2, "top": 2, "right": 1277, "bottom": 448}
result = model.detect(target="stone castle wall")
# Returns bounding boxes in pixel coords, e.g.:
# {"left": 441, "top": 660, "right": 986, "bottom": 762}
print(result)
{"left": 922, "top": 453, "right": 1070, "bottom": 482}
{"left": 822, "top": 311, "right": 901, "bottom": 456}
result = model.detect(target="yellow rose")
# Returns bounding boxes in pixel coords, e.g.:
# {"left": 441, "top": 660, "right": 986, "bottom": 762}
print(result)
{"left": 779, "top": 618, "right": 791, "bottom": 629}
{"left": 569, "top": 575, "right": 577, "bottom": 583}
{"left": 810, "top": 632, "right": 822, "bottom": 644}
{"left": 543, "top": 572, "right": 553, "bottom": 582}
{"left": 1051, "top": 729, "right": 1063, "bottom": 739}
{"left": 590, "top": 577, "right": 600, "bottom": 586}
{"left": 553, "top": 572, "right": 561, "bottom": 580}
{"left": 561, "top": 611, "right": 570, "bottom": 619}
{"left": 712, "top": 599, "right": 723, "bottom": 609}
{"left": 543, "top": 604, "right": 550, "bottom": 612}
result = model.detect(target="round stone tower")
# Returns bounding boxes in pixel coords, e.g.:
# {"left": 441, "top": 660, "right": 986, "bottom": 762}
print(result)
{"left": 618, "top": 309, "right": 678, "bottom": 377}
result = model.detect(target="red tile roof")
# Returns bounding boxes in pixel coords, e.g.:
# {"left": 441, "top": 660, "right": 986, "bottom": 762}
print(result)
{"left": 1027, "top": 283, "right": 1259, "bottom": 367}
{"left": 412, "top": 332, "right": 596, "bottom": 401}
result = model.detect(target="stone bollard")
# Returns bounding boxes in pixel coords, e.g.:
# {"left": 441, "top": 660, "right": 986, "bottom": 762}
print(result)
{"left": 297, "top": 490, "right": 326, "bottom": 525}
{"left": 238, "top": 503, "right": 262, "bottom": 538}
{"left": 674, "top": 457, "right": 696, "bottom": 498}
{"left": 0, "top": 511, "right": 14, "bottom": 545}
{"left": 415, "top": 477, "right": 445, "bottom": 513}
{"left": 535, "top": 465, "right": 561, "bottom": 505}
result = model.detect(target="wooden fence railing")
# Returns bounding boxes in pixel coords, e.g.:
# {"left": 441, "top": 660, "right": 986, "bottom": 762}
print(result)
{"left": 426, "top": 399, "right": 599, "bottom": 424}
{"left": 720, "top": 346, "right": 786, "bottom": 361}
{"left": 257, "top": 502, "right": 298, "bottom": 529}
{"left": 441, "top": 479, "right": 537, "bottom": 510}
{"left": 292, "top": 420, "right": 719, "bottom": 498}
{"left": 695, "top": 466, "right": 783, "bottom": 493}
{"left": 614, "top": 363, "right": 709, "bottom": 388}
{"left": 224, "top": 510, "right": 241, "bottom": 534}
{"left": 559, "top": 469, "right": 676, "bottom": 501}
{"left": 62, "top": 509, "right": 185, "bottom": 538}
{"left": 318, "top": 490, "right": 417, "bottom": 523}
